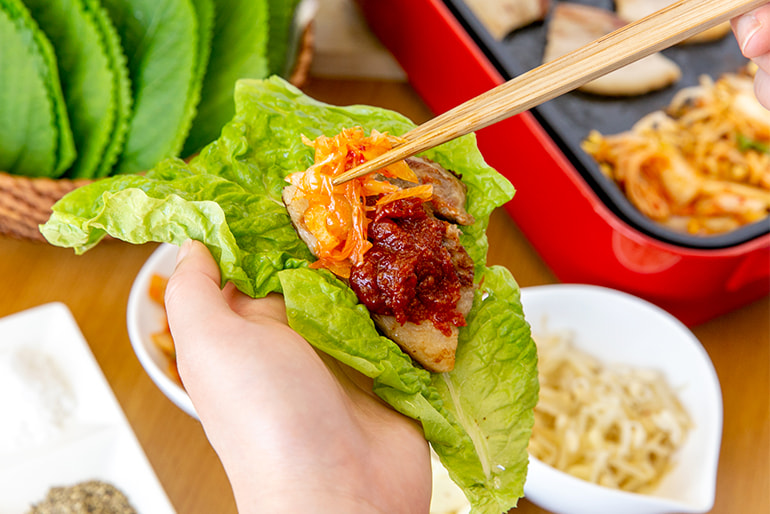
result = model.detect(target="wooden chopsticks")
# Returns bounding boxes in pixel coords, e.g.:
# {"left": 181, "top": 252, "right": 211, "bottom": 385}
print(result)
{"left": 333, "top": 0, "right": 764, "bottom": 186}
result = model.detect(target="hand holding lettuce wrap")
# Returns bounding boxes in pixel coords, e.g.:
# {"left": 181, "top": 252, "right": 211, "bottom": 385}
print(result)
{"left": 167, "top": 238, "right": 433, "bottom": 513}
{"left": 40, "top": 77, "right": 539, "bottom": 513}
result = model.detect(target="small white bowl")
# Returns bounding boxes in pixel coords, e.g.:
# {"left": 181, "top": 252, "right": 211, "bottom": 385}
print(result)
{"left": 520, "top": 284, "right": 723, "bottom": 514}
{"left": 127, "top": 243, "right": 197, "bottom": 418}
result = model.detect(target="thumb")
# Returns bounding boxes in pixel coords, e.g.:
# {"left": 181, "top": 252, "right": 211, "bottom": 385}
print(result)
{"left": 164, "top": 240, "right": 231, "bottom": 351}
{"left": 732, "top": 5, "right": 770, "bottom": 58}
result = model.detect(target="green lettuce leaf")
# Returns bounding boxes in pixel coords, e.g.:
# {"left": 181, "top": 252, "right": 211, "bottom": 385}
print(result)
{"left": 278, "top": 263, "right": 540, "bottom": 514}
{"left": 431, "top": 266, "right": 539, "bottom": 511}
{"left": 266, "top": 0, "right": 304, "bottom": 77}
{"left": 179, "top": 0, "right": 214, "bottom": 158}
{"left": 182, "top": 0, "right": 270, "bottom": 156}
{"left": 39, "top": 159, "right": 310, "bottom": 297}
{"left": 0, "top": 0, "right": 76, "bottom": 177}
{"left": 278, "top": 267, "right": 462, "bottom": 446}
{"left": 101, "top": 0, "right": 201, "bottom": 174}
{"left": 24, "top": 0, "right": 116, "bottom": 179}
{"left": 41, "top": 77, "right": 536, "bottom": 513}
{"left": 80, "top": 0, "right": 133, "bottom": 178}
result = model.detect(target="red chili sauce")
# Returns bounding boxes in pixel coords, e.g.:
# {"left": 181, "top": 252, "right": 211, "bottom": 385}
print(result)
{"left": 349, "top": 197, "right": 473, "bottom": 336}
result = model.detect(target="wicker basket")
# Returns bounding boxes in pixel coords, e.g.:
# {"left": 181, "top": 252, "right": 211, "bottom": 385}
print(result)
{"left": 0, "top": 24, "right": 314, "bottom": 242}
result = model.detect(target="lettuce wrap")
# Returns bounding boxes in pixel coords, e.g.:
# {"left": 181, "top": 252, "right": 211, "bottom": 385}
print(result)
{"left": 40, "top": 77, "right": 539, "bottom": 514}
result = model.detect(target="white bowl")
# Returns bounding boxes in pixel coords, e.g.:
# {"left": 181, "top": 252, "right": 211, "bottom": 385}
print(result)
{"left": 520, "top": 284, "right": 723, "bottom": 514}
{"left": 127, "top": 243, "right": 197, "bottom": 418}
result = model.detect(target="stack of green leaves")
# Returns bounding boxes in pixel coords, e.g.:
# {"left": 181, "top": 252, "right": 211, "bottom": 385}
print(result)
{"left": 0, "top": 0, "right": 304, "bottom": 179}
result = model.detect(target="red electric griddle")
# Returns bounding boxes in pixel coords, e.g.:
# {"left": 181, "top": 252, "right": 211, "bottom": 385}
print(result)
{"left": 355, "top": 0, "right": 770, "bottom": 326}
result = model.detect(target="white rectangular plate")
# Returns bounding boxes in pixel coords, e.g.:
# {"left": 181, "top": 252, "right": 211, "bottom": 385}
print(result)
{"left": 0, "top": 302, "right": 175, "bottom": 513}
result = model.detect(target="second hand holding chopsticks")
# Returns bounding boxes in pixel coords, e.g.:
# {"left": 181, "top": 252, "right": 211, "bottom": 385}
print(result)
{"left": 333, "top": 0, "right": 765, "bottom": 185}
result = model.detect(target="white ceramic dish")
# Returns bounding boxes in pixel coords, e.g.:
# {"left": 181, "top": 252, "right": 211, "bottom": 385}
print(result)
{"left": 0, "top": 302, "right": 175, "bottom": 513}
{"left": 520, "top": 284, "right": 723, "bottom": 514}
{"left": 126, "top": 243, "right": 196, "bottom": 418}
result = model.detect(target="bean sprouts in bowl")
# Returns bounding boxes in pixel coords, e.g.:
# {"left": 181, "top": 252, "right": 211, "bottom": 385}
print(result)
{"left": 520, "top": 284, "right": 722, "bottom": 514}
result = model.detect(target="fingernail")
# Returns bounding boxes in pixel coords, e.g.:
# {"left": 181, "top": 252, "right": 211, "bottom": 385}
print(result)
{"left": 176, "top": 239, "right": 194, "bottom": 264}
{"left": 736, "top": 13, "right": 762, "bottom": 56}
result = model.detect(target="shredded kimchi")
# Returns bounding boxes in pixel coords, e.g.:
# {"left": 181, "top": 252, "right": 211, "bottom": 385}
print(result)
{"left": 286, "top": 127, "right": 433, "bottom": 277}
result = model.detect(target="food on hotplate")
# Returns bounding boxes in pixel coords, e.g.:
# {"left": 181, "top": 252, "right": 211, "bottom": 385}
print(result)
{"left": 583, "top": 67, "right": 770, "bottom": 235}
{"left": 543, "top": 2, "right": 681, "bottom": 96}
{"left": 462, "top": 0, "right": 729, "bottom": 98}
{"left": 463, "top": 0, "right": 551, "bottom": 40}
{"left": 615, "top": 0, "right": 731, "bottom": 44}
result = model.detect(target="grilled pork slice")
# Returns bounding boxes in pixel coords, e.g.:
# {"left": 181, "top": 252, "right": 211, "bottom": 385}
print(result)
{"left": 361, "top": 221, "right": 475, "bottom": 373}
{"left": 283, "top": 157, "right": 475, "bottom": 373}
{"left": 282, "top": 185, "right": 316, "bottom": 250}
{"left": 387, "top": 157, "right": 476, "bottom": 226}
{"left": 464, "top": 0, "right": 551, "bottom": 40}
{"left": 543, "top": 3, "right": 681, "bottom": 96}
{"left": 615, "top": 0, "right": 731, "bottom": 43}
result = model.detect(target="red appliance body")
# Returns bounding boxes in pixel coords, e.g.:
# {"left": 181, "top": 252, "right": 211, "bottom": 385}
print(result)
{"left": 356, "top": 0, "right": 769, "bottom": 326}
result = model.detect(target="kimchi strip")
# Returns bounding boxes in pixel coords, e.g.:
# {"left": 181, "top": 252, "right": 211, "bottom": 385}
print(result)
{"left": 286, "top": 127, "right": 433, "bottom": 276}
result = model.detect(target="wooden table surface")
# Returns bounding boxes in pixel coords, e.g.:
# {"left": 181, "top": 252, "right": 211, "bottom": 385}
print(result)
{"left": 1, "top": 76, "right": 768, "bottom": 514}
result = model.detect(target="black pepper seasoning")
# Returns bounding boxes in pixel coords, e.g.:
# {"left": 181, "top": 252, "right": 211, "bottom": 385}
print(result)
{"left": 27, "top": 480, "right": 137, "bottom": 514}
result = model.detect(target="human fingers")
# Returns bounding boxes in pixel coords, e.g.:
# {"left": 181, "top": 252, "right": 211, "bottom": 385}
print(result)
{"left": 164, "top": 239, "right": 234, "bottom": 356}
{"left": 164, "top": 241, "right": 306, "bottom": 436}
{"left": 732, "top": 4, "right": 770, "bottom": 59}
{"left": 163, "top": 240, "right": 246, "bottom": 420}
{"left": 222, "top": 282, "right": 288, "bottom": 325}
{"left": 754, "top": 66, "right": 770, "bottom": 109}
